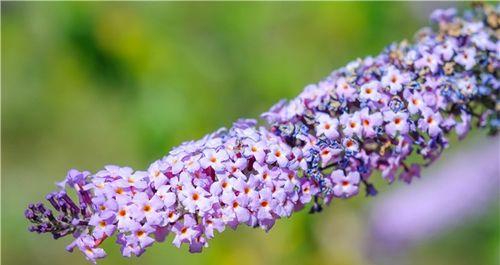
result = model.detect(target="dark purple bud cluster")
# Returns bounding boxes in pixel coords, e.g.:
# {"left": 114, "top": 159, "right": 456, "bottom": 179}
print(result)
{"left": 26, "top": 170, "right": 94, "bottom": 239}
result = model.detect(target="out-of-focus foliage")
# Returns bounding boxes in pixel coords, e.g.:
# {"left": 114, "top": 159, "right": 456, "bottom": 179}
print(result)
{"left": 2, "top": 2, "right": 497, "bottom": 265}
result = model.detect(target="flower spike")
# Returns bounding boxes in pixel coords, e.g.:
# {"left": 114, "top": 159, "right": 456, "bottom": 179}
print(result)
{"left": 26, "top": 5, "right": 499, "bottom": 263}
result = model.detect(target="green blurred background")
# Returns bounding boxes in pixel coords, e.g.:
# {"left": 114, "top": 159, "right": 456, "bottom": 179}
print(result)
{"left": 2, "top": 2, "right": 498, "bottom": 265}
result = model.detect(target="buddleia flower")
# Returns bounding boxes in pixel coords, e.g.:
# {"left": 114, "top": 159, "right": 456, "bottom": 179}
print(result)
{"left": 26, "top": 5, "right": 499, "bottom": 263}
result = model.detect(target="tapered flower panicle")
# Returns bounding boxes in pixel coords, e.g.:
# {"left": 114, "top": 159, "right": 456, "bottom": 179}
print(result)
{"left": 26, "top": 5, "right": 499, "bottom": 263}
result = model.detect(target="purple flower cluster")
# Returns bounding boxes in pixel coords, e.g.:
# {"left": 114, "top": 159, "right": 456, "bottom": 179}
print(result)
{"left": 25, "top": 5, "right": 499, "bottom": 263}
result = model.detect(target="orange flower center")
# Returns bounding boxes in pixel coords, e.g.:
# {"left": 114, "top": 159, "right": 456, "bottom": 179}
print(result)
{"left": 119, "top": 209, "right": 126, "bottom": 217}
{"left": 85, "top": 247, "right": 93, "bottom": 255}
{"left": 391, "top": 75, "right": 397, "bottom": 83}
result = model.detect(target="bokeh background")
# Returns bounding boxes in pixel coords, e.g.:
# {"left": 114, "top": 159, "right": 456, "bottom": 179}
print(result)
{"left": 2, "top": 2, "right": 499, "bottom": 265}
